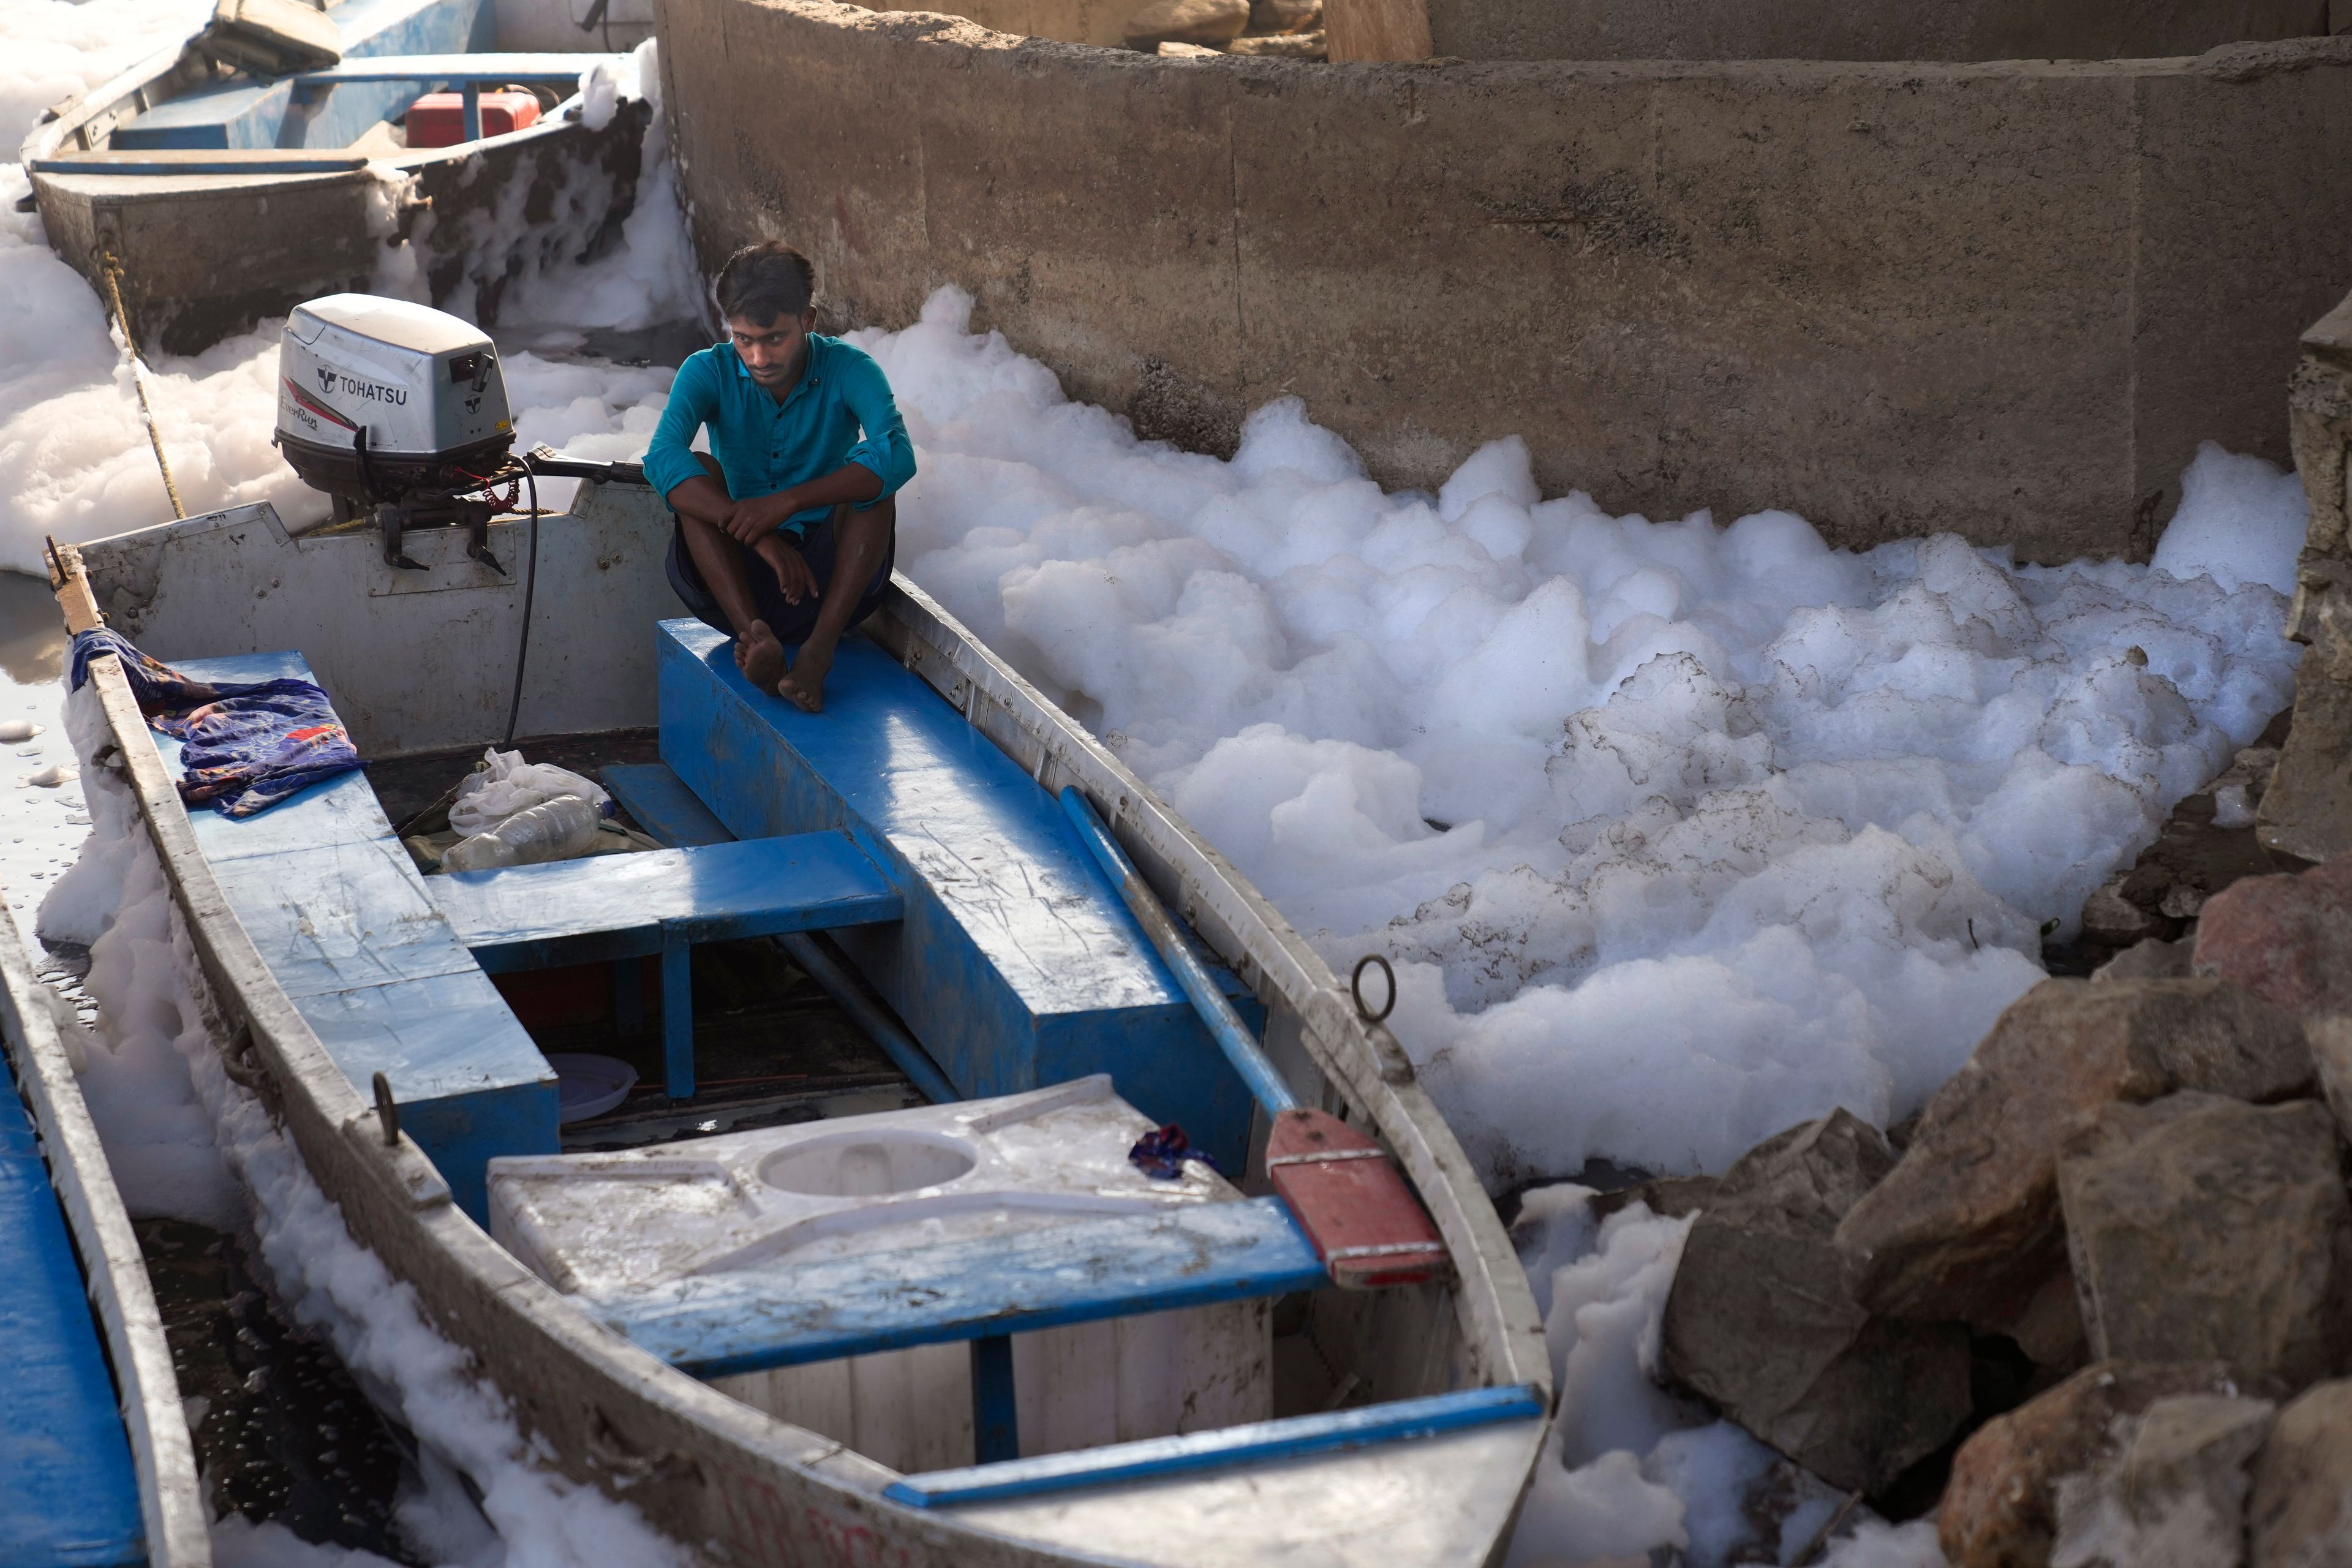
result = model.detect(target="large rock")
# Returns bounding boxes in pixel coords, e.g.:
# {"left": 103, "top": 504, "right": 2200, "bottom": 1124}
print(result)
{"left": 1224, "top": 29, "right": 1325, "bottom": 53}
{"left": 2263, "top": 335, "right": 2352, "bottom": 870}
{"left": 1248, "top": 0, "right": 1319, "bottom": 29}
{"left": 2249, "top": 1378, "right": 2352, "bottom": 1567}
{"left": 1661, "top": 1110, "right": 1972, "bottom": 1494}
{"left": 2051, "top": 1393, "right": 2276, "bottom": 1568}
{"left": 2059, "top": 1094, "right": 2352, "bottom": 1393}
{"left": 1942, "top": 1360, "right": 2238, "bottom": 1568}
{"left": 2090, "top": 937, "right": 2191, "bottom": 984}
{"left": 1123, "top": 0, "right": 1249, "bottom": 45}
{"left": 2195, "top": 856, "right": 2352, "bottom": 1020}
{"left": 1835, "top": 978, "right": 2312, "bottom": 1330}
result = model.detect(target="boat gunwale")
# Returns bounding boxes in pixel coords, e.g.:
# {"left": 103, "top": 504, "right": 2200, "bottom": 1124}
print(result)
{"left": 19, "top": 26, "right": 636, "bottom": 189}
{"left": 865, "top": 576, "right": 1550, "bottom": 1397}
{"left": 0, "top": 878, "right": 211, "bottom": 1564}
{"left": 56, "top": 514, "right": 1551, "bottom": 1564}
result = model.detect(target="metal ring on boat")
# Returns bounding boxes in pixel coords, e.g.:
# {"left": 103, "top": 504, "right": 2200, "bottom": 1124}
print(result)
{"left": 1351, "top": 954, "right": 1396, "bottom": 1024}
{"left": 372, "top": 1071, "right": 400, "bottom": 1148}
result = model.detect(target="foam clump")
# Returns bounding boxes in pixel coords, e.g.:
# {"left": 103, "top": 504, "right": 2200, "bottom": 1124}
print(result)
{"left": 2153, "top": 440, "right": 2310, "bottom": 595}
{"left": 855, "top": 288, "right": 2305, "bottom": 1190}
{"left": 1501, "top": 1194, "right": 1863, "bottom": 1567}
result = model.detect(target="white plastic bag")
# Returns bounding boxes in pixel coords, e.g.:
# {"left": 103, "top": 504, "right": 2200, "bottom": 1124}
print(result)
{"left": 448, "top": 747, "right": 611, "bottom": 835}
{"left": 442, "top": 794, "right": 603, "bottom": 871}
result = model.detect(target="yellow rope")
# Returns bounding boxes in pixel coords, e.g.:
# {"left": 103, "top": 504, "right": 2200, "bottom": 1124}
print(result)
{"left": 97, "top": 256, "right": 185, "bottom": 521}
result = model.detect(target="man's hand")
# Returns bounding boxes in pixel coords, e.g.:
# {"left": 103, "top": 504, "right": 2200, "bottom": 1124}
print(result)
{"left": 755, "top": 533, "right": 821, "bottom": 605}
{"left": 725, "top": 490, "right": 804, "bottom": 545}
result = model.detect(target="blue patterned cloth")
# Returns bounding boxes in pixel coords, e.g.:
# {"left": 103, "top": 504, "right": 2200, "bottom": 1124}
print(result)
{"left": 69, "top": 629, "right": 362, "bottom": 819}
{"left": 1129, "top": 1123, "right": 1219, "bottom": 1180}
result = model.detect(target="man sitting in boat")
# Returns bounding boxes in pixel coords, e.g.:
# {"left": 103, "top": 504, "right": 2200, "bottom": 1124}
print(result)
{"left": 643, "top": 241, "right": 916, "bottom": 712}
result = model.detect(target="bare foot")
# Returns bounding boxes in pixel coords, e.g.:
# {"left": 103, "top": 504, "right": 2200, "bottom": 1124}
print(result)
{"left": 735, "top": 620, "right": 786, "bottom": 695}
{"left": 777, "top": 640, "right": 832, "bottom": 713}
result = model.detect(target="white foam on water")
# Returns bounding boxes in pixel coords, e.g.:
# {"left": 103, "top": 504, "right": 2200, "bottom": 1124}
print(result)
{"left": 2154, "top": 441, "right": 2312, "bottom": 595}
{"left": 854, "top": 289, "right": 2304, "bottom": 1189}
{"left": 0, "top": 0, "right": 209, "bottom": 148}
{"left": 837, "top": 297, "right": 2297, "bottom": 1563}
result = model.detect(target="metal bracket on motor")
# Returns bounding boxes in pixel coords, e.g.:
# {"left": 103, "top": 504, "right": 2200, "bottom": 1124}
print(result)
{"left": 378, "top": 495, "right": 505, "bottom": 574}
{"left": 465, "top": 506, "right": 506, "bottom": 576}
{"left": 376, "top": 502, "right": 428, "bottom": 572}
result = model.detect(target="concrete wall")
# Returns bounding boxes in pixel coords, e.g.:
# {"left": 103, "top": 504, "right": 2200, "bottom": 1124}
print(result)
{"left": 660, "top": 1, "right": 2352, "bottom": 560}
{"left": 1426, "top": 0, "right": 2329, "bottom": 64}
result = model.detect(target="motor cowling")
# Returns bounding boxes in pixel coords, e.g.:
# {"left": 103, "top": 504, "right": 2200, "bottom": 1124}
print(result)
{"left": 274, "top": 295, "right": 522, "bottom": 569}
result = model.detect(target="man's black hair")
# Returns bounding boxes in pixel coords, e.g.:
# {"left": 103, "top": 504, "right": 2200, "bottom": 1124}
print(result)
{"left": 715, "top": 241, "right": 816, "bottom": 326}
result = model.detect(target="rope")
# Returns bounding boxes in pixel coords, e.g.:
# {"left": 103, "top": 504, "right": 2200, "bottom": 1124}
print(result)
{"left": 97, "top": 256, "right": 185, "bottom": 521}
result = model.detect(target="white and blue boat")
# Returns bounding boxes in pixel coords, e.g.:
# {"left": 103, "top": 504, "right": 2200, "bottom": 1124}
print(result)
{"left": 47, "top": 298, "right": 1550, "bottom": 1564}
{"left": 20, "top": 0, "right": 646, "bottom": 356}
{"left": 0, "top": 893, "right": 209, "bottom": 1566}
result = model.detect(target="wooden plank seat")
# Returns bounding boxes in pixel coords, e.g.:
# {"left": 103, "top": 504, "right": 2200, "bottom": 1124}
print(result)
{"left": 288, "top": 51, "right": 628, "bottom": 84}
{"left": 586, "top": 1193, "right": 1329, "bottom": 1464}
{"left": 162, "top": 650, "right": 559, "bottom": 1223}
{"left": 601, "top": 760, "right": 733, "bottom": 850}
{"left": 424, "top": 833, "right": 903, "bottom": 1101}
{"left": 657, "top": 619, "right": 1264, "bottom": 1171}
{"left": 589, "top": 1195, "right": 1329, "bottom": 1378}
{"left": 583, "top": 1194, "right": 1536, "bottom": 1479}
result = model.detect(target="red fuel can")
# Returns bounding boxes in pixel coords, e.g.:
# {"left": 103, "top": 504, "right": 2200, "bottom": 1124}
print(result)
{"left": 404, "top": 89, "right": 541, "bottom": 149}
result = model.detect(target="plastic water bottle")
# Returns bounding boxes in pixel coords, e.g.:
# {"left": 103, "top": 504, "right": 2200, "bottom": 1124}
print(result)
{"left": 442, "top": 794, "right": 602, "bottom": 872}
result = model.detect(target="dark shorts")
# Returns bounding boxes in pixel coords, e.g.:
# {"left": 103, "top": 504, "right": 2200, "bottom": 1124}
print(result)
{"left": 665, "top": 505, "right": 896, "bottom": 648}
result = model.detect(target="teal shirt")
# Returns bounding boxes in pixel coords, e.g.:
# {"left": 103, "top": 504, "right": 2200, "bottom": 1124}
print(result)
{"left": 642, "top": 334, "right": 916, "bottom": 538}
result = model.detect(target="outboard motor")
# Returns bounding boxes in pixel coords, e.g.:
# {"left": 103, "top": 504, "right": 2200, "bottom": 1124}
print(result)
{"left": 274, "top": 294, "right": 522, "bottom": 571}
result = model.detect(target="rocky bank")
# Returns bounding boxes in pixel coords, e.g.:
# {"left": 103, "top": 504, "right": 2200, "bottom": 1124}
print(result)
{"left": 1630, "top": 850, "right": 2352, "bottom": 1566}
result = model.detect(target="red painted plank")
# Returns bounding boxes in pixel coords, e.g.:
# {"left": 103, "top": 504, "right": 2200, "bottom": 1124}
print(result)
{"left": 1266, "top": 1109, "right": 1450, "bottom": 1289}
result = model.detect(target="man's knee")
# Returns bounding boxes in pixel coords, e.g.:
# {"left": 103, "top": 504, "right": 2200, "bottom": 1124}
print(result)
{"left": 693, "top": 450, "right": 727, "bottom": 488}
{"left": 848, "top": 493, "right": 896, "bottom": 530}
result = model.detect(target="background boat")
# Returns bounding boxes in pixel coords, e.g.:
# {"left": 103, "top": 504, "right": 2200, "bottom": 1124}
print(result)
{"left": 18, "top": 0, "right": 647, "bottom": 357}
{"left": 0, "top": 895, "right": 209, "bottom": 1568}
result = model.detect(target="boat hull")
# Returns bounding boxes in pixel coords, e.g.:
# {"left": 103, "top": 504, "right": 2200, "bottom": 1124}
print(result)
{"left": 0, "top": 899, "right": 210, "bottom": 1566}
{"left": 63, "top": 480, "right": 1549, "bottom": 1567}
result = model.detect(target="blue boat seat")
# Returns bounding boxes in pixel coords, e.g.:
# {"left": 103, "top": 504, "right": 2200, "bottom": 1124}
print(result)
{"left": 424, "top": 833, "right": 903, "bottom": 1099}
{"left": 592, "top": 1195, "right": 1329, "bottom": 1377}
{"left": 589, "top": 1193, "right": 1331, "bottom": 1464}
{"left": 656, "top": 619, "right": 1263, "bottom": 1172}
{"left": 162, "top": 650, "right": 558, "bottom": 1224}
